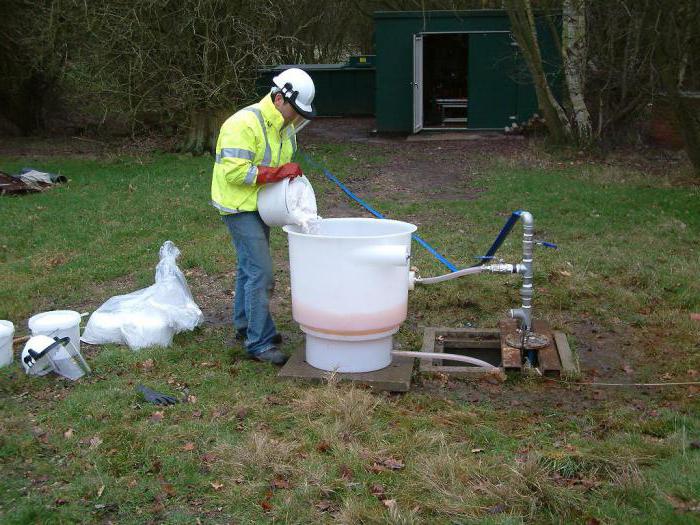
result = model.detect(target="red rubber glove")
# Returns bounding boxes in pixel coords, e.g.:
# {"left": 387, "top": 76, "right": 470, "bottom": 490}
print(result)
{"left": 256, "top": 163, "right": 302, "bottom": 185}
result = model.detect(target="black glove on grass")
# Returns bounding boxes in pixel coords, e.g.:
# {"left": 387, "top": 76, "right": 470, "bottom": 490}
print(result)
{"left": 136, "top": 384, "right": 179, "bottom": 406}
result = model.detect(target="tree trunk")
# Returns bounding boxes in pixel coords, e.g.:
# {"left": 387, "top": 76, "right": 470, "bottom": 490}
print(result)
{"left": 505, "top": 0, "right": 573, "bottom": 143}
{"left": 180, "top": 109, "right": 223, "bottom": 156}
{"left": 562, "top": 0, "right": 592, "bottom": 144}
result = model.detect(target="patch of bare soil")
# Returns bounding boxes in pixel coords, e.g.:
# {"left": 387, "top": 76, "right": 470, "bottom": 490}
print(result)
{"left": 301, "top": 118, "right": 528, "bottom": 206}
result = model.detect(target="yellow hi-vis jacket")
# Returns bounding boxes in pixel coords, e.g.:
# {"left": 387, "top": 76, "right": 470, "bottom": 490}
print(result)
{"left": 211, "top": 94, "right": 297, "bottom": 214}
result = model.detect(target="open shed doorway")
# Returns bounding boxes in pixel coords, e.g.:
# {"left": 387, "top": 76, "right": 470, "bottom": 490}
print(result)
{"left": 422, "top": 33, "right": 469, "bottom": 130}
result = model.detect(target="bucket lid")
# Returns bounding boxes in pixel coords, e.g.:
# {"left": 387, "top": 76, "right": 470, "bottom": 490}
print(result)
{"left": 0, "top": 320, "right": 13, "bottom": 336}
{"left": 28, "top": 310, "right": 81, "bottom": 332}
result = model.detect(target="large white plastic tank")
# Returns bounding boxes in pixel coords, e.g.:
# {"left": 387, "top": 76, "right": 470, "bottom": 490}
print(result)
{"left": 284, "top": 218, "right": 416, "bottom": 372}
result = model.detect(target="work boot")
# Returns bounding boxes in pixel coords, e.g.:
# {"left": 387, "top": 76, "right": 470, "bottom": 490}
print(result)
{"left": 236, "top": 328, "right": 282, "bottom": 345}
{"left": 253, "top": 347, "right": 288, "bottom": 365}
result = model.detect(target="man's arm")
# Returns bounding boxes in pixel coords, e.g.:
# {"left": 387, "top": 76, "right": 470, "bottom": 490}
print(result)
{"left": 216, "top": 122, "right": 259, "bottom": 187}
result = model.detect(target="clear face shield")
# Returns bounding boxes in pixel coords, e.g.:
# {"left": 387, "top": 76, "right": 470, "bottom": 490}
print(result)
{"left": 23, "top": 336, "right": 91, "bottom": 381}
{"left": 290, "top": 113, "right": 310, "bottom": 135}
{"left": 272, "top": 87, "right": 311, "bottom": 135}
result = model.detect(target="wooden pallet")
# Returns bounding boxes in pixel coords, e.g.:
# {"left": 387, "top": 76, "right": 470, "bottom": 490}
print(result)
{"left": 423, "top": 321, "right": 577, "bottom": 377}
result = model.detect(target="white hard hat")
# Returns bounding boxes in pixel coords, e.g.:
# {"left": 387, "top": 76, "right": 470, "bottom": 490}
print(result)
{"left": 272, "top": 68, "right": 316, "bottom": 119}
{"left": 21, "top": 335, "right": 59, "bottom": 376}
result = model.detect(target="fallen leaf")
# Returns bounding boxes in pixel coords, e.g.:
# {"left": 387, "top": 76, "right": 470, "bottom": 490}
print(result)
{"left": 201, "top": 453, "right": 216, "bottom": 464}
{"left": 622, "top": 364, "right": 634, "bottom": 375}
{"left": 186, "top": 395, "right": 197, "bottom": 404}
{"left": 339, "top": 465, "right": 354, "bottom": 480}
{"left": 148, "top": 460, "right": 162, "bottom": 474}
{"left": 55, "top": 498, "right": 68, "bottom": 506}
{"left": 260, "top": 500, "right": 273, "bottom": 512}
{"left": 316, "top": 440, "right": 331, "bottom": 453}
{"left": 150, "top": 411, "right": 164, "bottom": 423}
{"left": 471, "top": 448, "right": 484, "bottom": 454}
{"left": 690, "top": 313, "right": 700, "bottom": 322}
{"left": 192, "top": 410, "right": 203, "bottom": 419}
{"left": 369, "top": 462, "right": 387, "bottom": 473}
{"left": 212, "top": 408, "right": 227, "bottom": 419}
{"left": 558, "top": 270, "right": 572, "bottom": 277}
{"left": 162, "top": 483, "right": 176, "bottom": 497}
{"left": 687, "top": 369, "right": 699, "bottom": 378}
{"left": 315, "top": 499, "right": 333, "bottom": 512}
{"left": 97, "top": 484, "right": 105, "bottom": 498}
{"left": 265, "top": 395, "right": 284, "bottom": 405}
{"left": 272, "top": 476, "right": 290, "bottom": 489}
{"left": 370, "top": 483, "right": 386, "bottom": 499}
{"left": 210, "top": 481, "right": 224, "bottom": 491}
{"left": 182, "top": 442, "right": 196, "bottom": 452}
{"left": 381, "top": 457, "right": 404, "bottom": 470}
{"left": 661, "top": 373, "right": 673, "bottom": 381}
{"left": 89, "top": 436, "right": 103, "bottom": 449}
{"left": 383, "top": 499, "right": 397, "bottom": 510}
{"left": 128, "top": 479, "right": 138, "bottom": 488}
{"left": 141, "top": 359, "right": 154, "bottom": 370}
{"left": 689, "top": 441, "right": 700, "bottom": 450}
{"left": 488, "top": 503, "right": 506, "bottom": 514}
{"left": 63, "top": 428, "right": 74, "bottom": 439}
{"left": 585, "top": 519, "right": 601, "bottom": 525}
{"left": 236, "top": 407, "right": 248, "bottom": 420}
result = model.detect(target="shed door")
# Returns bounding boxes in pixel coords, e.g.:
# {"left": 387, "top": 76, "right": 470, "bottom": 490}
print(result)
{"left": 412, "top": 34, "right": 423, "bottom": 133}
{"left": 467, "top": 32, "right": 518, "bottom": 129}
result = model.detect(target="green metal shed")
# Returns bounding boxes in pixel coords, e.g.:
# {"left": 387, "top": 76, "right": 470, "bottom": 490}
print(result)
{"left": 374, "top": 10, "right": 560, "bottom": 133}
{"left": 256, "top": 58, "right": 375, "bottom": 117}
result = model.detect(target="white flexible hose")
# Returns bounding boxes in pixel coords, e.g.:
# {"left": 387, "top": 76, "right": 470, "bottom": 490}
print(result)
{"left": 414, "top": 265, "right": 484, "bottom": 285}
{"left": 391, "top": 350, "right": 496, "bottom": 369}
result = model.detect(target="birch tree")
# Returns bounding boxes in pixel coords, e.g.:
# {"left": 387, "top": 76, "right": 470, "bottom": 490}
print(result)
{"left": 561, "top": 0, "right": 592, "bottom": 143}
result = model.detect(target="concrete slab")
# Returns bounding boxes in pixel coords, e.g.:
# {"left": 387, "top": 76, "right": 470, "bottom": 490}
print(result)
{"left": 278, "top": 348, "right": 413, "bottom": 392}
{"left": 405, "top": 132, "right": 524, "bottom": 142}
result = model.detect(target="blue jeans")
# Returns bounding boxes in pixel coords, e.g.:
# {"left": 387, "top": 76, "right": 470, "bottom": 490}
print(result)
{"left": 222, "top": 212, "right": 278, "bottom": 356}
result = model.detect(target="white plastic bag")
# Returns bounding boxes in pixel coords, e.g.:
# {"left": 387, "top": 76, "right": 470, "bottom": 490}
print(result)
{"left": 81, "top": 241, "right": 203, "bottom": 350}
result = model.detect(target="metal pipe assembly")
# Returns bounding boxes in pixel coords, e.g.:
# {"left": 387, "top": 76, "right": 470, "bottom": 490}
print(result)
{"left": 415, "top": 210, "right": 546, "bottom": 337}
{"left": 509, "top": 211, "right": 534, "bottom": 332}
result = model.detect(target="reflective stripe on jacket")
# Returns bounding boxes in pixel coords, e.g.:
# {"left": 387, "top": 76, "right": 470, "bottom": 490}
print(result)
{"left": 211, "top": 94, "right": 298, "bottom": 214}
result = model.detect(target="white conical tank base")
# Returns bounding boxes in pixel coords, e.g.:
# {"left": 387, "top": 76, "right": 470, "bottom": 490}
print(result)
{"left": 302, "top": 328, "right": 395, "bottom": 373}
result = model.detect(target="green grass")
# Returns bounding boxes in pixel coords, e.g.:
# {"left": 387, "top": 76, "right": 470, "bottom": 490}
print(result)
{"left": 1, "top": 142, "right": 699, "bottom": 524}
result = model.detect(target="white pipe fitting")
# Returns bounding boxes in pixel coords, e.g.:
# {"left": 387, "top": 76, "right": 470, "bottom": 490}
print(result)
{"left": 349, "top": 245, "right": 410, "bottom": 266}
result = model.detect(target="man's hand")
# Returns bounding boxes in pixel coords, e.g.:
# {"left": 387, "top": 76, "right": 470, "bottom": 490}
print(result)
{"left": 256, "top": 163, "right": 302, "bottom": 184}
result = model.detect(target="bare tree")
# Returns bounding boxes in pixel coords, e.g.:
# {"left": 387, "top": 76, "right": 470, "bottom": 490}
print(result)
{"left": 505, "top": 0, "right": 573, "bottom": 143}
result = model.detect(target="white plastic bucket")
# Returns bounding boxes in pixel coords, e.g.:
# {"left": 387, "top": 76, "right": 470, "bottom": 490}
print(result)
{"left": 0, "top": 320, "right": 14, "bottom": 368}
{"left": 284, "top": 218, "right": 416, "bottom": 372}
{"left": 28, "top": 310, "right": 81, "bottom": 353}
{"left": 257, "top": 175, "right": 316, "bottom": 227}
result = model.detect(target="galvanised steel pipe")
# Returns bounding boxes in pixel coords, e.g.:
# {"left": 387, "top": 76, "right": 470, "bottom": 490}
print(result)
{"left": 510, "top": 211, "right": 534, "bottom": 332}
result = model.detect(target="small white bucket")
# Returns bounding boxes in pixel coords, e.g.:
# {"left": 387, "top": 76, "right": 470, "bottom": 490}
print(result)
{"left": 257, "top": 175, "right": 316, "bottom": 227}
{"left": 28, "top": 310, "right": 81, "bottom": 353}
{"left": 0, "top": 320, "right": 14, "bottom": 368}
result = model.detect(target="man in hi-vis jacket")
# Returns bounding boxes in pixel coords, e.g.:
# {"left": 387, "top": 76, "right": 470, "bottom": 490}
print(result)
{"left": 211, "top": 68, "right": 316, "bottom": 364}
